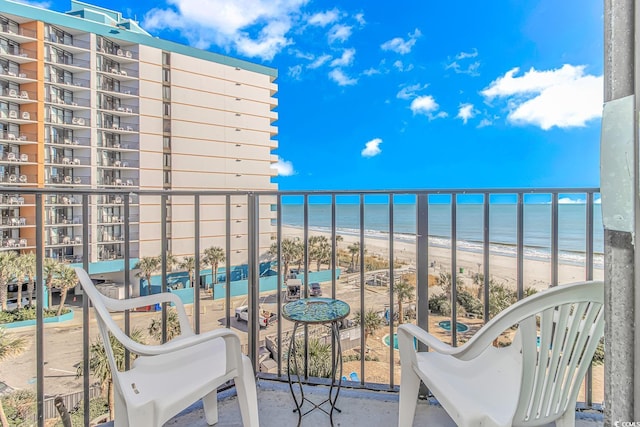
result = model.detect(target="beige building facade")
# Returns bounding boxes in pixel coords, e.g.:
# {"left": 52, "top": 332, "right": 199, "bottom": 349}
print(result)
{"left": 0, "top": 0, "right": 278, "bottom": 277}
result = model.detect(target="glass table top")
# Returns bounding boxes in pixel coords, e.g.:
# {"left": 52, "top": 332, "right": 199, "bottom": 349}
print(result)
{"left": 282, "top": 298, "right": 350, "bottom": 324}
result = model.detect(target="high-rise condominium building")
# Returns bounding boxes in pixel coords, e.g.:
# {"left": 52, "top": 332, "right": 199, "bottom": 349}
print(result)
{"left": 0, "top": 0, "right": 278, "bottom": 279}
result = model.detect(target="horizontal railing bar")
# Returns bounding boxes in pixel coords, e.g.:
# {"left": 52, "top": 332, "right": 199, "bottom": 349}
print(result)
{"left": 0, "top": 187, "right": 601, "bottom": 196}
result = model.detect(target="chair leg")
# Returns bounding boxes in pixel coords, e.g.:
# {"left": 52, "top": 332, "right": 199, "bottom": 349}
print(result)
{"left": 235, "top": 356, "right": 260, "bottom": 427}
{"left": 398, "top": 367, "right": 421, "bottom": 427}
{"left": 113, "top": 389, "right": 129, "bottom": 427}
{"left": 202, "top": 389, "right": 218, "bottom": 425}
{"left": 554, "top": 409, "right": 576, "bottom": 427}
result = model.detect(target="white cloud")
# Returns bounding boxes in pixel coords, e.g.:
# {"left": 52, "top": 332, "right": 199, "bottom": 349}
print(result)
{"left": 381, "top": 28, "right": 421, "bottom": 55}
{"left": 445, "top": 48, "right": 480, "bottom": 76}
{"left": 271, "top": 156, "right": 295, "bottom": 176}
{"left": 354, "top": 13, "right": 366, "bottom": 26}
{"left": 392, "top": 60, "right": 413, "bottom": 72}
{"left": 481, "top": 64, "right": 603, "bottom": 130}
{"left": 13, "top": 0, "right": 51, "bottom": 7}
{"left": 410, "top": 95, "right": 447, "bottom": 119}
{"left": 328, "top": 68, "right": 357, "bottom": 86}
{"left": 288, "top": 65, "right": 303, "bottom": 79}
{"left": 457, "top": 103, "right": 477, "bottom": 124}
{"left": 307, "top": 54, "right": 332, "bottom": 69}
{"left": 330, "top": 48, "right": 355, "bottom": 67}
{"left": 594, "top": 196, "right": 601, "bottom": 204}
{"left": 477, "top": 118, "right": 492, "bottom": 128}
{"left": 396, "top": 83, "right": 428, "bottom": 100}
{"left": 558, "top": 197, "right": 584, "bottom": 204}
{"left": 363, "top": 67, "right": 381, "bottom": 76}
{"left": 328, "top": 24, "right": 352, "bottom": 43}
{"left": 307, "top": 9, "right": 339, "bottom": 27}
{"left": 361, "top": 138, "right": 382, "bottom": 158}
{"left": 144, "top": 0, "right": 308, "bottom": 60}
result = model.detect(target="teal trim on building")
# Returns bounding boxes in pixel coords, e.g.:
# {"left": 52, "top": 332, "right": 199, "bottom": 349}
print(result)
{"left": 69, "top": 258, "right": 140, "bottom": 275}
{"left": 0, "top": 0, "right": 278, "bottom": 78}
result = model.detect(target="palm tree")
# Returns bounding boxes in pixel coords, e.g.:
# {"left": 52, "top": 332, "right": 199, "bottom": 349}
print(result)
{"left": 18, "top": 253, "right": 36, "bottom": 308}
{"left": 203, "top": 246, "right": 225, "bottom": 285}
{"left": 335, "top": 234, "right": 343, "bottom": 250}
{"left": 347, "top": 242, "right": 360, "bottom": 271}
{"left": 0, "top": 251, "right": 18, "bottom": 311}
{"left": 162, "top": 252, "right": 177, "bottom": 272}
{"left": 394, "top": 279, "right": 414, "bottom": 324}
{"left": 270, "top": 238, "right": 302, "bottom": 281}
{"left": 53, "top": 265, "right": 78, "bottom": 316}
{"left": 178, "top": 256, "right": 196, "bottom": 287}
{"left": 77, "top": 329, "right": 145, "bottom": 420}
{"left": 43, "top": 258, "right": 60, "bottom": 309}
{"left": 311, "top": 239, "right": 331, "bottom": 271}
{"left": 148, "top": 308, "right": 182, "bottom": 342}
{"left": 134, "top": 256, "right": 160, "bottom": 296}
{"left": 288, "top": 337, "right": 332, "bottom": 379}
{"left": 0, "top": 326, "right": 26, "bottom": 426}
{"left": 353, "top": 308, "right": 384, "bottom": 350}
{"left": 435, "top": 271, "right": 464, "bottom": 299}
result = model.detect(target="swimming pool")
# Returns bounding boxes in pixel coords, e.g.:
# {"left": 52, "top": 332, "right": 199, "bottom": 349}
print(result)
{"left": 437, "top": 320, "right": 469, "bottom": 333}
{"left": 383, "top": 333, "right": 417, "bottom": 350}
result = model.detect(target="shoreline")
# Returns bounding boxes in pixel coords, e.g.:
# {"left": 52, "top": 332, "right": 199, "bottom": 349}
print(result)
{"left": 283, "top": 224, "right": 604, "bottom": 269}
{"left": 281, "top": 225, "right": 604, "bottom": 292}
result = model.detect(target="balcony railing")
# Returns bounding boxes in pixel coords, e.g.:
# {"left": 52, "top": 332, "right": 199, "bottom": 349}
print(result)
{"left": 0, "top": 187, "right": 603, "bottom": 426}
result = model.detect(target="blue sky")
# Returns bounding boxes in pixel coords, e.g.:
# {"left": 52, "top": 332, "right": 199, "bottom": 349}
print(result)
{"left": 29, "top": 0, "right": 604, "bottom": 191}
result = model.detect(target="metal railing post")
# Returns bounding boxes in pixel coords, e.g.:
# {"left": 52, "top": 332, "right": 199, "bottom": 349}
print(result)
{"left": 247, "top": 193, "right": 260, "bottom": 370}
{"left": 35, "top": 193, "right": 44, "bottom": 427}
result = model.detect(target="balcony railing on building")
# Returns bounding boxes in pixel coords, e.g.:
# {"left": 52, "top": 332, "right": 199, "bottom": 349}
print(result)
{"left": 0, "top": 187, "right": 603, "bottom": 427}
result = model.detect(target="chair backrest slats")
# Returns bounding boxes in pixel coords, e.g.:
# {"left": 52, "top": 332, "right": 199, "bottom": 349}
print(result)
{"left": 513, "top": 283, "right": 604, "bottom": 426}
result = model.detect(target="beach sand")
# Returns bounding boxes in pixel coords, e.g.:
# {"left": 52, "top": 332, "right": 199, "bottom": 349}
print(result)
{"left": 279, "top": 225, "right": 605, "bottom": 403}
{"left": 281, "top": 226, "right": 604, "bottom": 291}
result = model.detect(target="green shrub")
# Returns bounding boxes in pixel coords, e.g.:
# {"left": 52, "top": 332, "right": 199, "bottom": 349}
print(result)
{"left": 428, "top": 294, "right": 449, "bottom": 315}
{"left": 2, "top": 389, "right": 35, "bottom": 426}
{"left": 456, "top": 289, "right": 483, "bottom": 316}
{"left": 53, "top": 397, "right": 109, "bottom": 427}
{"left": 0, "top": 307, "right": 70, "bottom": 324}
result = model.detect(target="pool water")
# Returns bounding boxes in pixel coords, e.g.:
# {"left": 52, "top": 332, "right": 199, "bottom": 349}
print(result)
{"left": 383, "top": 334, "right": 417, "bottom": 350}
{"left": 438, "top": 320, "right": 469, "bottom": 333}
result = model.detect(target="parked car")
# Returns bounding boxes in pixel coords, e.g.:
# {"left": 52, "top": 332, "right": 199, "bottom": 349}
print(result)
{"left": 235, "top": 306, "right": 276, "bottom": 328}
{"left": 309, "top": 282, "right": 322, "bottom": 297}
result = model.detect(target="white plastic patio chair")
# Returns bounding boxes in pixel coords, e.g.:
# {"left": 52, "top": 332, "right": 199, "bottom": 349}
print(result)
{"left": 398, "top": 280, "right": 604, "bottom": 427}
{"left": 74, "top": 268, "right": 259, "bottom": 427}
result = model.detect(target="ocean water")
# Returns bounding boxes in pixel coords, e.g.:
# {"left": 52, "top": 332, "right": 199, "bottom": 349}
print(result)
{"left": 280, "top": 203, "right": 604, "bottom": 267}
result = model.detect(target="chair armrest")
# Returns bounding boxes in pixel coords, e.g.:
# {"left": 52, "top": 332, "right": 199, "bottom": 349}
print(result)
{"left": 121, "top": 327, "right": 242, "bottom": 359}
{"left": 102, "top": 292, "right": 183, "bottom": 312}
{"left": 398, "top": 324, "right": 462, "bottom": 355}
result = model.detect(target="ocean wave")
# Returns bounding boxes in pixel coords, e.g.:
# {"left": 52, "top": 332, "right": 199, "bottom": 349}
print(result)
{"left": 285, "top": 224, "right": 604, "bottom": 269}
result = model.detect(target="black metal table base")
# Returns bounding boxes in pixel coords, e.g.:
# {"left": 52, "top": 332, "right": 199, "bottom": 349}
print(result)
{"left": 287, "top": 321, "right": 343, "bottom": 426}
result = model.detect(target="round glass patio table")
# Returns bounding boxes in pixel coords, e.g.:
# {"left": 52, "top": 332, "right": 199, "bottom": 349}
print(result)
{"left": 282, "top": 297, "right": 350, "bottom": 426}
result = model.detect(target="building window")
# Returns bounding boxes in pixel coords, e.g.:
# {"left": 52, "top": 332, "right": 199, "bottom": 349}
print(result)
{"left": 162, "top": 68, "right": 170, "bottom": 83}
{"left": 163, "top": 136, "right": 171, "bottom": 149}
{"left": 163, "top": 170, "right": 171, "bottom": 185}
{"left": 162, "top": 52, "right": 170, "bottom": 66}
{"left": 163, "top": 153, "right": 171, "bottom": 168}
{"left": 162, "top": 85, "right": 171, "bottom": 100}
{"left": 163, "top": 102, "right": 171, "bottom": 116}
{"left": 163, "top": 119, "right": 171, "bottom": 134}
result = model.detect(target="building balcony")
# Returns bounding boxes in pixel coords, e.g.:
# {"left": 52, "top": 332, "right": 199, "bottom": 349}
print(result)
{"left": 44, "top": 136, "right": 90, "bottom": 147}
{"left": 44, "top": 56, "right": 90, "bottom": 72}
{"left": 44, "top": 94, "right": 91, "bottom": 110}
{"left": 0, "top": 46, "right": 36, "bottom": 63}
{"left": 0, "top": 25, "right": 37, "bottom": 42}
{"left": 44, "top": 76, "right": 91, "bottom": 91}
{"left": 44, "top": 35, "right": 91, "bottom": 53}
{"left": 0, "top": 131, "right": 35, "bottom": 145}
{"left": 96, "top": 84, "right": 138, "bottom": 97}
{"left": 0, "top": 151, "right": 36, "bottom": 164}
{"left": 0, "top": 88, "right": 36, "bottom": 103}
{"left": 0, "top": 188, "right": 605, "bottom": 426}
{"left": 98, "top": 47, "right": 138, "bottom": 62}
{"left": 0, "top": 67, "right": 36, "bottom": 82}
{"left": 97, "top": 66, "right": 139, "bottom": 80}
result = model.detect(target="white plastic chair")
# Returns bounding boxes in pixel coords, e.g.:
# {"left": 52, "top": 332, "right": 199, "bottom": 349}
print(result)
{"left": 397, "top": 281, "right": 604, "bottom": 427}
{"left": 74, "top": 267, "right": 259, "bottom": 427}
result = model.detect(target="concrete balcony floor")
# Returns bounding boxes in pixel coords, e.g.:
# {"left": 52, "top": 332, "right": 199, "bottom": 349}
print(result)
{"left": 148, "top": 380, "right": 603, "bottom": 427}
